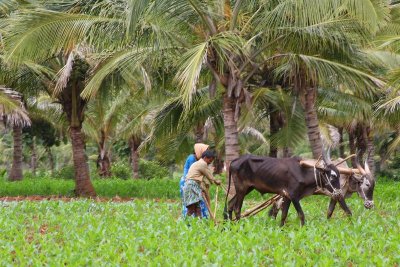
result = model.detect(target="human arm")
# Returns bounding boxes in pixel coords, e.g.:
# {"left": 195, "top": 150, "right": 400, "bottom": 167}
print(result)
{"left": 201, "top": 163, "right": 221, "bottom": 185}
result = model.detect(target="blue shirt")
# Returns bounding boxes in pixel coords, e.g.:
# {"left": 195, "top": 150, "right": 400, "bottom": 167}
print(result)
{"left": 183, "top": 154, "right": 196, "bottom": 178}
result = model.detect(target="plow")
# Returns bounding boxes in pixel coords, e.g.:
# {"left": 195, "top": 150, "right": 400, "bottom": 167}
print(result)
{"left": 205, "top": 184, "right": 282, "bottom": 223}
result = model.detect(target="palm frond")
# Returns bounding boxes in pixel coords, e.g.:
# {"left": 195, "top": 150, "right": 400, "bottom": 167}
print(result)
{"left": 175, "top": 42, "right": 208, "bottom": 109}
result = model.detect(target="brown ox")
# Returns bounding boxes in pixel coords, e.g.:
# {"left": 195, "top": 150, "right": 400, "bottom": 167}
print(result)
{"left": 224, "top": 154, "right": 344, "bottom": 226}
{"left": 268, "top": 157, "right": 375, "bottom": 219}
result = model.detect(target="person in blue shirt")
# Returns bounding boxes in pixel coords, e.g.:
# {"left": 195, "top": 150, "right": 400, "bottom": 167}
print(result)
{"left": 180, "top": 143, "right": 209, "bottom": 218}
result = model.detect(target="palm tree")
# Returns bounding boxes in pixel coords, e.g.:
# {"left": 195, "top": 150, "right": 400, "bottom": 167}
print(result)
{"left": 2, "top": 1, "right": 390, "bottom": 188}
{"left": 0, "top": 87, "right": 31, "bottom": 181}
{"left": 82, "top": 86, "right": 131, "bottom": 177}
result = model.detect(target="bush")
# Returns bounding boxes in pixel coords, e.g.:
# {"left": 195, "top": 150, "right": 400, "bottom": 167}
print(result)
{"left": 111, "top": 162, "right": 131, "bottom": 179}
{"left": 0, "top": 168, "right": 7, "bottom": 178}
{"left": 139, "top": 160, "right": 170, "bottom": 179}
{"left": 54, "top": 165, "right": 75, "bottom": 180}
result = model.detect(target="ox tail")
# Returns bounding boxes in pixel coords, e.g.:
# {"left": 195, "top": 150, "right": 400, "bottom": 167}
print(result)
{"left": 223, "top": 168, "right": 232, "bottom": 220}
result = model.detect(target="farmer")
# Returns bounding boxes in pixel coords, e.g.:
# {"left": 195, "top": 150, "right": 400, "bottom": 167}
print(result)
{"left": 180, "top": 143, "right": 209, "bottom": 218}
{"left": 182, "top": 150, "right": 221, "bottom": 218}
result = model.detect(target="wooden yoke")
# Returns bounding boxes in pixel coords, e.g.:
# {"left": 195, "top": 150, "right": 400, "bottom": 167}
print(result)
{"left": 300, "top": 159, "right": 361, "bottom": 175}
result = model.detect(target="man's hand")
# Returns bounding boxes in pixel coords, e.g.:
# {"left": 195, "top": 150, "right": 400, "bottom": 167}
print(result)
{"left": 214, "top": 179, "right": 221, "bottom": 186}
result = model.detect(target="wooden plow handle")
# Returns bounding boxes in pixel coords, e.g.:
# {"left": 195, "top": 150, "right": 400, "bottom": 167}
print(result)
{"left": 233, "top": 194, "right": 282, "bottom": 221}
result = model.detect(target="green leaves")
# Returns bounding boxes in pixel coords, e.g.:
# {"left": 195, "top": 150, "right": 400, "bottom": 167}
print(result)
{"left": 0, "top": 180, "right": 398, "bottom": 266}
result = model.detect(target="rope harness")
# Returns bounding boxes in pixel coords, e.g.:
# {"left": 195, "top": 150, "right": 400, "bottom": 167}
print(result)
{"left": 313, "top": 165, "right": 342, "bottom": 198}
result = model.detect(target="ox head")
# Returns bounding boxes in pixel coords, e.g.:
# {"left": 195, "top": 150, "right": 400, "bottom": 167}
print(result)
{"left": 321, "top": 147, "right": 343, "bottom": 200}
{"left": 354, "top": 153, "right": 375, "bottom": 209}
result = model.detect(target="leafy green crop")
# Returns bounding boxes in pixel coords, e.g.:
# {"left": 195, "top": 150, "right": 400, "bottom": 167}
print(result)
{"left": 0, "top": 181, "right": 399, "bottom": 266}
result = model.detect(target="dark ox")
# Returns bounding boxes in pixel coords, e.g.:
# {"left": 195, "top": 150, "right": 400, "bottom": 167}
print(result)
{"left": 224, "top": 154, "right": 344, "bottom": 226}
{"left": 327, "top": 158, "right": 375, "bottom": 217}
{"left": 268, "top": 157, "right": 375, "bottom": 219}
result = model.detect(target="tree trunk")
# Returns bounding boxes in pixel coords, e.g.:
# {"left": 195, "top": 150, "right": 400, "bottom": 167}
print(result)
{"left": 338, "top": 127, "right": 345, "bottom": 158}
{"left": 46, "top": 147, "right": 55, "bottom": 176}
{"left": 223, "top": 93, "right": 240, "bottom": 196}
{"left": 213, "top": 156, "right": 225, "bottom": 174}
{"left": 269, "top": 109, "right": 279, "bottom": 158}
{"left": 303, "top": 87, "right": 322, "bottom": 159}
{"left": 129, "top": 137, "right": 140, "bottom": 179}
{"left": 97, "top": 130, "right": 111, "bottom": 178}
{"left": 9, "top": 125, "right": 23, "bottom": 181}
{"left": 70, "top": 126, "right": 96, "bottom": 197}
{"left": 195, "top": 123, "right": 204, "bottom": 143}
{"left": 366, "top": 127, "right": 375, "bottom": 176}
{"left": 282, "top": 147, "right": 292, "bottom": 158}
{"left": 30, "top": 136, "right": 37, "bottom": 176}
{"left": 349, "top": 129, "right": 357, "bottom": 168}
{"left": 97, "top": 153, "right": 112, "bottom": 177}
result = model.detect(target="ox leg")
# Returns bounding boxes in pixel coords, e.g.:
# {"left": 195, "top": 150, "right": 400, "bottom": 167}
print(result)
{"left": 280, "top": 197, "right": 291, "bottom": 227}
{"left": 227, "top": 195, "right": 237, "bottom": 220}
{"left": 291, "top": 199, "right": 305, "bottom": 226}
{"left": 268, "top": 203, "right": 280, "bottom": 219}
{"left": 233, "top": 193, "right": 246, "bottom": 221}
{"left": 327, "top": 199, "right": 337, "bottom": 219}
{"left": 338, "top": 199, "right": 352, "bottom": 217}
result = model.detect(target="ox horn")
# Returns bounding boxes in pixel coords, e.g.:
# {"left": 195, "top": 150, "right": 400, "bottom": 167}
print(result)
{"left": 322, "top": 145, "right": 333, "bottom": 166}
{"left": 355, "top": 150, "right": 366, "bottom": 176}
{"left": 364, "top": 159, "right": 371, "bottom": 175}
{"left": 334, "top": 154, "right": 356, "bottom": 167}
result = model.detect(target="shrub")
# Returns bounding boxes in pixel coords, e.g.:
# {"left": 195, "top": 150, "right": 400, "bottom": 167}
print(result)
{"left": 0, "top": 168, "right": 7, "bottom": 178}
{"left": 54, "top": 165, "right": 75, "bottom": 180}
{"left": 111, "top": 162, "right": 131, "bottom": 179}
{"left": 139, "top": 160, "right": 170, "bottom": 179}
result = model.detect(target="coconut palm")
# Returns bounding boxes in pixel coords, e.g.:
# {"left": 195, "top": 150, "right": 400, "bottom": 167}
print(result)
{"left": 2, "top": 0, "right": 391, "bottom": 187}
{"left": 82, "top": 85, "right": 132, "bottom": 177}
{"left": 0, "top": 87, "right": 31, "bottom": 181}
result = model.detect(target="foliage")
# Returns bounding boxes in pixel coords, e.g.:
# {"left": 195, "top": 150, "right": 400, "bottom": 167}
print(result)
{"left": 378, "top": 155, "right": 400, "bottom": 180}
{"left": 54, "top": 165, "right": 75, "bottom": 180}
{"left": 138, "top": 159, "right": 170, "bottom": 180}
{"left": 0, "top": 177, "right": 181, "bottom": 199}
{"left": 110, "top": 162, "right": 131, "bottom": 180}
{"left": 0, "top": 180, "right": 398, "bottom": 266}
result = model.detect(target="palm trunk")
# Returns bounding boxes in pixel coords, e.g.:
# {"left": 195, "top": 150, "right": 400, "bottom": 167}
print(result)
{"left": 9, "top": 125, "right": 23, "bottom": 181}
{"left": 303, "top": 87, "right": 322, "bottom": 159}
{"left": 70, "top": 126, "right": 96, "bottom": 197}
{"left": 129, "top": 137, "right": 140, "bottom": 179}
{"left": 349, "top": 129, "right": 357, "bottom": 168}
{"left": 213, "top": 156, "right": 225, "bottom": 174}
{"left": 97, "top": 131, "right": 111, "bottom": 177}
{"left": 195, "top": 123, "right": 204, "bottom": 143}
{"left": 30, "top": 136, "right": 37, "bottom": 175}
{"left": 46, "top": 147, "right": 55, "bottom": 176}
{"left": 338, "top": 127, "right": 345, "bottom": 158}
{"left": 366, "top": 127, "right": 375, "bottom": 176}
{"left": 223, "top": 93, "right": 239, "bottom": 195}
{"left": 98, "top": 152, "right": 111, "bottom": 177}
{"left": 269, "top": 109, "right": 279, "bottom": 158}
{"left": 283, "top": 147, "right": 292, "bottom": 158}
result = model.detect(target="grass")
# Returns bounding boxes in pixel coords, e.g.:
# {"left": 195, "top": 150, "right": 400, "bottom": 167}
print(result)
{"left": 0, "top": 177, "right": 180, "bottom": 199}
{"left": 0, "top": 175, "right": 264, "bottom": 200}
{"left": 0, "top": 179, "right": 399, "bottom": 266}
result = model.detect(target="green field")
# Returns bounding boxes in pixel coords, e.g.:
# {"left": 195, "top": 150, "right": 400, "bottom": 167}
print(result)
{"left": 0, "top": 180, "right": 399, "bottom": 266}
